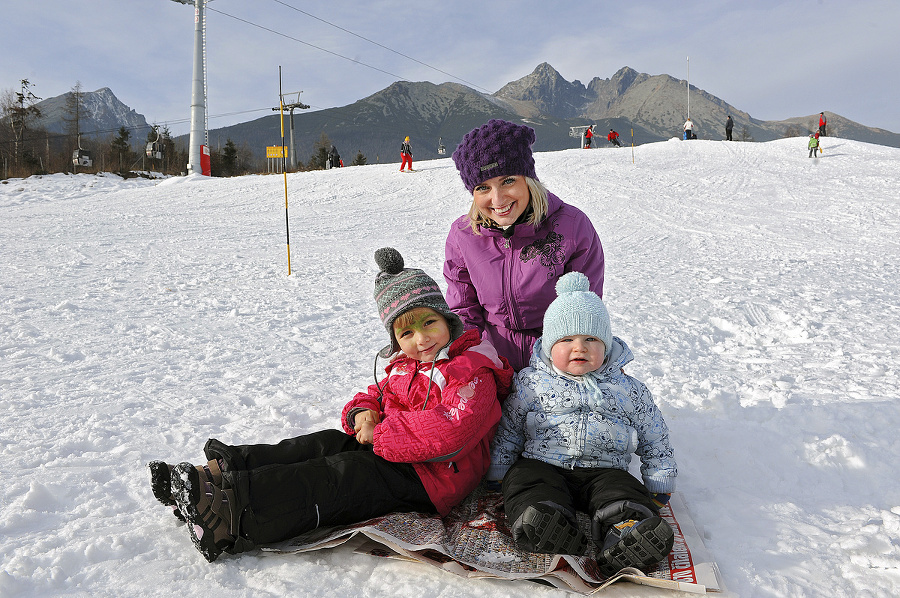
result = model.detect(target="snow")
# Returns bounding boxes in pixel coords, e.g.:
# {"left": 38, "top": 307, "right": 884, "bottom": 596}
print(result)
{"left": 2, "top": 137, "right": 899, "bottom": 597}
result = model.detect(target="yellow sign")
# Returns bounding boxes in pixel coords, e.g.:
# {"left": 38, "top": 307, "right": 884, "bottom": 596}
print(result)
{"left": 266, "top": 146, "right": 286, "bottom": 159}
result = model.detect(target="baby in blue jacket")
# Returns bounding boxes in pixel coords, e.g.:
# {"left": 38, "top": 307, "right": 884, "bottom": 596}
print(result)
{"left": 489, "top": 272, "right": 677, "bottom": 576}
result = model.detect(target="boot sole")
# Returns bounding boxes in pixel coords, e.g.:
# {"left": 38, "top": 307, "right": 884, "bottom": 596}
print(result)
{"left": 171, "top": 462, "right": 231, "bottom": 562}
{"left": 521, "top": 504, "right": 588, "bottom": 555}
{"left": 597, "top": 516, "right": 675, "bottom": 577}
{"left": 149, "top": 461, "right": 185, "bottom": 521}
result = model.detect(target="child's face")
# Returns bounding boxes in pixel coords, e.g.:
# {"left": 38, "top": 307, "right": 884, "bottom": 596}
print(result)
{"left": 472, "top": 175, "right": 530, "bottom": 227}
{"left": 550, "top": 335, "right": 606, "bottom": 376}
{"left": 393, "top": 307, "right": 451, "bottom": 362}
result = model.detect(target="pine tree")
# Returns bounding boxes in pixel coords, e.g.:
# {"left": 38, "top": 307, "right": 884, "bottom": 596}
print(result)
{"left": 64, "top": 82, "right": 85, "bottom": 144}
{"left": 307, "top": 132, "right": 332, "bottom": 170}
{"left": 351, "top": 151, "right": 367, "bottom": 166}
{"left": 221, "top": 139, "right": 238, "bottom": 176}
{"left": 110, "top": 126, "right": 133, "bottom": 173}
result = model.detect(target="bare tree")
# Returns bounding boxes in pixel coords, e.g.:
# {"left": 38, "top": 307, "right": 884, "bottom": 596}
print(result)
{"left": 1, "top": 79, "right": 42, "bottom": 169}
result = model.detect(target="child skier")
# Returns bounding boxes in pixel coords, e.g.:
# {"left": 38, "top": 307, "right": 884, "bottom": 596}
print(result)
{"left": 150, "top": 247, "right": 513, "bottom": 562}
{"left": 488, "top": 272, "right": 677, "bottom": 577}
{"left": 808, "top": 134, "right": 820, "bottom": 158}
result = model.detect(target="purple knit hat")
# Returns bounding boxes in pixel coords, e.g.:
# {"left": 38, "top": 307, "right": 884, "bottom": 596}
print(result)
{"left": 452, "top": 119, "right": 538, "bottom": 193}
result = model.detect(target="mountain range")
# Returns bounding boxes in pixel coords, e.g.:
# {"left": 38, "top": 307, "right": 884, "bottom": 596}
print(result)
{"left": 202, "top": 63, "right": 900, "bottom": 164}
{"left": 30, "top": 64, "right": 900, "bottom": 165}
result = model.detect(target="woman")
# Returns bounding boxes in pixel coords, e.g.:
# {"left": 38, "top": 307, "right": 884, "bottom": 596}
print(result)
{"left": 444, "top": 119, "right": 605, "bottom": 371}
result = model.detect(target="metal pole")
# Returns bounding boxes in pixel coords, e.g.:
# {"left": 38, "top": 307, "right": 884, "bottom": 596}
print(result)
{"left": 187, "top": 0, "right": 207, "bottom": 175}
{"left": 279, "top": 67, "right": 292, "bottom": 275}
{"left": 289, "top": 109, "right": 297, "bottom": 170}
{"left": 686, "top": 56, "right": 690, "bottom": 120}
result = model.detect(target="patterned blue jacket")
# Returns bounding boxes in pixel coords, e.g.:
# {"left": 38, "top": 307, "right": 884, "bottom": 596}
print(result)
{"left": 488, "top": 336, "right": 677, "bottom": 494}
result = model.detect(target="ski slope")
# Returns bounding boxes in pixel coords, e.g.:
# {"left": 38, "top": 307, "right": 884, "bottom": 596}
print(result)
{"left": 2, "top": 136, "right": 899, "bottom": 597}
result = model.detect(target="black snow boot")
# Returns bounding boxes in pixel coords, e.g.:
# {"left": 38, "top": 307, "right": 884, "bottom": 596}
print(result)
{"left": 170, "top": 462, "right": 237, "bottom": 562}
{"left": 592, "top": 500, "right": 674, "bottom": 577}
{"left": 512, "top": 501, "right": 588, "bottom": 555}
{"left": 149, "top": 461, "right": 185, "bottom": 521}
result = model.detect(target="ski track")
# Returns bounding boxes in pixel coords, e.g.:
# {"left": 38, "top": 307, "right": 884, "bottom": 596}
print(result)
{"left": 2, "top": 138, "right": 900, "bottom": 597}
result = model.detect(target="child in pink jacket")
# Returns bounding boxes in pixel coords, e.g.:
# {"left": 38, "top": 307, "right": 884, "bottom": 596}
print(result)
{"left": 149, "top": 248, "right": 513, "bottom": 562}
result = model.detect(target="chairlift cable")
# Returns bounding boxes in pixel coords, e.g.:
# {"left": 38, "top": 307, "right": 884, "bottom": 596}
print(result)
{"left": 267, "top": 0, "right": 491, "bottom": 93}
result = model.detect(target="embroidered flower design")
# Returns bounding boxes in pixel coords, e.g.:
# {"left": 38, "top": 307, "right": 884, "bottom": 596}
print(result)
{"left": 520, "top": 231, "right": 565, "bottom": 279}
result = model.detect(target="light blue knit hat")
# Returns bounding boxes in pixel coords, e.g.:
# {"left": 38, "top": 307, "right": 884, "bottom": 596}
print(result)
{"left": 541, "top": 272, "right": 612, "bottom": 360}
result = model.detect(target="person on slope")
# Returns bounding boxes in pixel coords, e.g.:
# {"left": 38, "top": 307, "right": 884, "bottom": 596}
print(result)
{"left": 683, "top": 118, "right": 695, "bottom": 140}
{"left": 400, "top": 136, "right": 414, "bottom": 171}
{"left": 607, "top": 129, "right": 621, "bottom": 147}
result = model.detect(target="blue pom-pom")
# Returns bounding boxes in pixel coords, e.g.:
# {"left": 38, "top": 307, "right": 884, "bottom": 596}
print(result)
{"left": 556, "top": 271, "right": 589, "bottom": 296}
{"left": 374, "top": 247, "right": 404, "bottom": 274}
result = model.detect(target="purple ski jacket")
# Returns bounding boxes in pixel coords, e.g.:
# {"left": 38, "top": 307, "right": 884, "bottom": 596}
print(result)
{"left": 444, "top": 192, "right": 605, "bottom": 371}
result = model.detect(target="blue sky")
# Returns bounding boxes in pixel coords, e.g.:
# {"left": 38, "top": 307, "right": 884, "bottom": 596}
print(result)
{"left": 3, "top": 0, "right": 899, "bottom": 136}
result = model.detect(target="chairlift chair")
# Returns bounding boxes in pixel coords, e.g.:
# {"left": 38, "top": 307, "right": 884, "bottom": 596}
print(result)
{"left": 146, "top": 141, "right": 163, "bottom": 160}
{"left": 146, "top": 129, "right": 164, "bottom": 160}
{"left": 72, "top": 135, "right": 93, "bottom": 167}
{"left": 437, "top": 136, "right": 446, "bottom": 155}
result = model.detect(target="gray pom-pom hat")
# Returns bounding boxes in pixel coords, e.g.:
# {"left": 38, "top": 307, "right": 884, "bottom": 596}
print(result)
{"left": 373, "top": 247, "right": 465, "bottom": 358}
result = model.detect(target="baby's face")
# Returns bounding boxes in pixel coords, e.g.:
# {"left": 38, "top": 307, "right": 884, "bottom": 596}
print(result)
{"left": 550, "top": 335, "right": 606, "bottom": 375}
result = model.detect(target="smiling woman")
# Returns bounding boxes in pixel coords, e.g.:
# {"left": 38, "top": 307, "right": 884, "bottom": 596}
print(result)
{"left": 444, "top": 119, "right": 606, "bottom": 371}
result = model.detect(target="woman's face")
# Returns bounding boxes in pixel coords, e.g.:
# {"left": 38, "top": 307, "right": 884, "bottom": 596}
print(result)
{"left": 472, "top": 175, "right": 530, "bottom": 227}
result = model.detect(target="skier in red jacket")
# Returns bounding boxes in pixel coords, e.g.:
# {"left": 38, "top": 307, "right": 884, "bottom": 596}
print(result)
{"left": 584, "top": 125, "right": 595, "bottom": 148}
{"left": 607, "top": 129, "right": 621, "bottom": 147}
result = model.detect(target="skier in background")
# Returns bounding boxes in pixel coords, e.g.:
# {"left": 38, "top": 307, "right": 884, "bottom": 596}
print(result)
{"left": 725, "top": 115, "right": 734, "bottom": 141}
{"left": 584, "top": 125, "right": 595, "bottom": 149}
{"left": 400, "top": 136, "right": 414, "bottom": 172}
{"left": 808, "top": 134, "right": 820, "bottom": 158}
{"left": 607, "top": 129, "right": 621, "bottom": 147}
{"left": 818, "top": 112, "right": 827, "bottom": 137}
{"left": 683, "top": 118, "right": 695, "bottom": 140}
{"left": 329, "top": 145, "right": 342, "bottom": 169}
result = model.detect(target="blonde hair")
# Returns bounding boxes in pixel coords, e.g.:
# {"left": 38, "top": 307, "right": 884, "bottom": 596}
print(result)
{"left": 466, "top": 177, "right": 549, "bottom": 235}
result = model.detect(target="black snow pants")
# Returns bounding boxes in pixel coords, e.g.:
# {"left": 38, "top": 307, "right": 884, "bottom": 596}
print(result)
{"left": 502, "top": 458, "right": 658, "bottom": 544}
{"left": 203, "top": 429, "right": 434, "bottom": 553}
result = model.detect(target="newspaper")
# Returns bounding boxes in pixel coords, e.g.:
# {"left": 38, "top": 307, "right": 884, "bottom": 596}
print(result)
{"left": 264, "top": 487, "right": 722, "bottom": 594}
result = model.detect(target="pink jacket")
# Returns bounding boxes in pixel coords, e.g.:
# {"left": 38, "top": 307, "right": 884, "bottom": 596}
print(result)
{"left": 341, "top": 329, "right": 514, "bottom": 515}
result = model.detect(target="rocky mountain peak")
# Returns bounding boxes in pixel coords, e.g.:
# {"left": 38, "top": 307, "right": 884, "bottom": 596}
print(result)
{"left": 33, "top": 87, "right": 150, "bottom": 138}
{"left": 494, "top": 62, "right": 589, "bottom": 119}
